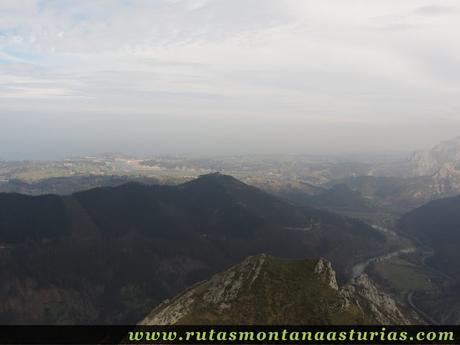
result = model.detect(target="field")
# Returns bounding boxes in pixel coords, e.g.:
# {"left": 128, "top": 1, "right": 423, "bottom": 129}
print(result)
{"left": 369, "top": 257, "right": 437, "bottom": 295}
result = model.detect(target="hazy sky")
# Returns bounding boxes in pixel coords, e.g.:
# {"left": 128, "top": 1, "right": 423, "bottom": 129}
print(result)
{"left": 1, "top": 0, "right": 460, "bottom": 159}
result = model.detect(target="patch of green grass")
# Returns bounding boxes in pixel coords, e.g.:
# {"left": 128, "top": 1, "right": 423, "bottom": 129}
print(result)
{"left": 373, "top": 258, "right": 436, "bottom": 293}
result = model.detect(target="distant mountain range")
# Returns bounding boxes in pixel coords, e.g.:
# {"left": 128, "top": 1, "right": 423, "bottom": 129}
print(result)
{"left": 308, "top": 137, "right": 460, "bottom": 215}
{"left": 3, "top": 137, "right": 460, "bottom": 218}
{"left": 324, "top": 175, "right": 436, "bottom": 214}
{"left": 0, "top": 175, "right": 160, "bottom": 195}
{"left": 0, "top": 174, "right": 390, "bottom": 324}
{"left": 407, "top": 136, "right": 460, "bottom": 177}
{"left": 141, "top": 255, "right": 416, "bottom": 325}
{"left": 278, "top": 183, "right": 381, "bottom": 217}
{"left": 2, "top": 137, "right": 460, "bottom": 325}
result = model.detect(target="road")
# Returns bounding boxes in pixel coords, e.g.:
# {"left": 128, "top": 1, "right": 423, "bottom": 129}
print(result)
{"left": 406, "top": 291, "right": 438, "bottom": 324}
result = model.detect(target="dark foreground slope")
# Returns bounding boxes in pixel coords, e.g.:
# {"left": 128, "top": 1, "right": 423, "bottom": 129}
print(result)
{"left": 142, "top": 255, "right": 415, "bottom": 325}
{"left": 0, "top": 174, "right": 389, "bottom": 324}
{"left": 398, "top": 195, "right": 460, "bottom": 280}
{"left": 397, "top": 194, "right": 460, "bottom": 324}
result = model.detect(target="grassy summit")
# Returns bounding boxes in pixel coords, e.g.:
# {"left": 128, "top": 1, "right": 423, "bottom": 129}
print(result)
{"left": 142, "top": 255, "right": 413, "bottom": 325}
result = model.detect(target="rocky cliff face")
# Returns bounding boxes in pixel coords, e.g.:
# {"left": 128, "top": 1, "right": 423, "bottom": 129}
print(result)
{"left": 408, "top": 136, "right": 460, "bottom": 176}
{"left": 314, "top": 258, "right": 339, "bottom": 290}
{"left": 341, "top": 275, "right": 409, "bottom": 324}
{"left": 141, "top": 255, "right": 415, "bottom": 325}
{"left": 406, "top": 137, "right": 460, "bottom": 194}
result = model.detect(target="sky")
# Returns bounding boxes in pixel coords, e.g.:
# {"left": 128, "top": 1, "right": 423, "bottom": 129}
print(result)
{"left": 0, "top": 0, "right": 460, "bottom": 159}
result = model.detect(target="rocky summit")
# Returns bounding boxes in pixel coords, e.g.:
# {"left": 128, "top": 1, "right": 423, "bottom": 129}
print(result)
{"left": 141, "top": 255, "right": 416, "bottom": 325}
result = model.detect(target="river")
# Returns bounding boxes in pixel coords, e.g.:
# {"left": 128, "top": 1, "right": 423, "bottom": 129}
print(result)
{"left": 351, "top": 224, "right": 417, "bottom": 279}
{"left": 351, "top": 247, "right": 416, "bottom": 279}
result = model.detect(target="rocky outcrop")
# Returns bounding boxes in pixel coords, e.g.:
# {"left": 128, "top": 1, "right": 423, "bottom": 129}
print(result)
{"left": 341, "top": 274, "right": 409, "bottom": 324}
{"left": 314, "top": 258, "right": 339, "bottom": 290}
{"left": 141, "top": 255, "right": 268, "bottom": 325}
{"left": 140, "top": 287, "right": 196, "bottom": 325}
{"left": 141, "top": 255, "right": 415, "bottom": 325}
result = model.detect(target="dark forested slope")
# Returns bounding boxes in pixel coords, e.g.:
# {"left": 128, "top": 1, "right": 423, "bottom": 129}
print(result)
{"left": 0, "top": 173, "right": 388, "bottom": 324}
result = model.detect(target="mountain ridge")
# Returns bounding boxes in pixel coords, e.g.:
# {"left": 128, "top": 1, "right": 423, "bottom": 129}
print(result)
{"left": 0, "top": 174, "right": 392, "bottom": 324}
{"left": 141, "top": 254, "right": 416, "bottom": 325}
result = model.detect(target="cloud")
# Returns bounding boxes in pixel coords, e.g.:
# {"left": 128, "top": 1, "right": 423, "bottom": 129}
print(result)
{"left": 0, "top": 0, "right": 460, "bottom": 157}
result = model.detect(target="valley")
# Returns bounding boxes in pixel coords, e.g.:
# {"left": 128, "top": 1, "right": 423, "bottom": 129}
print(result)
{"left": 2, "top": 0, "right": 459, "bottom": 332}
{"left": 1, "top": 137, "right": 460, "bottom": 325}
{"left": 0, "top": 173, "right": 396, "bottom": 324}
